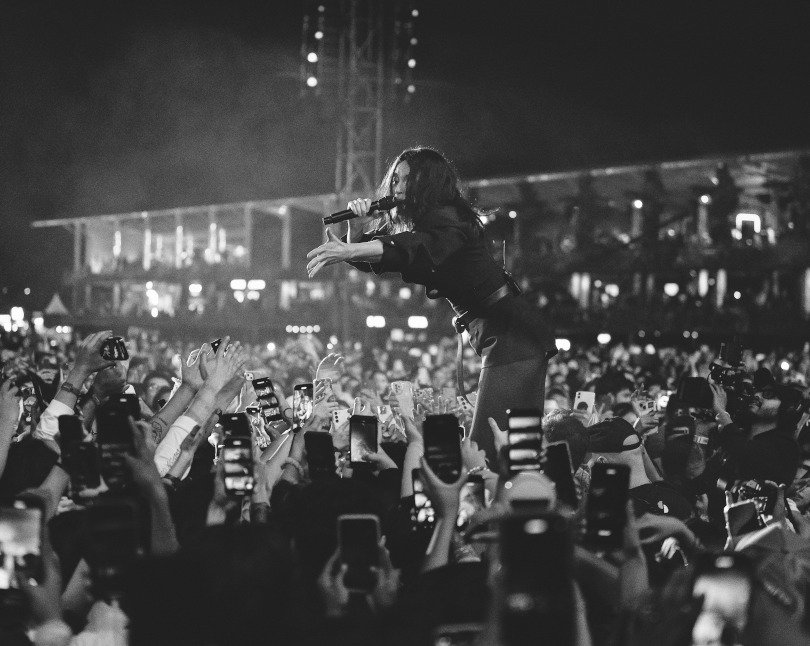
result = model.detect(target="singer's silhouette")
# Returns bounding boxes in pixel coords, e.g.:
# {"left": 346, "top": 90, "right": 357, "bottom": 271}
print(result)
{"left": 306, "top": 146, "right": 557, "bottom": 462}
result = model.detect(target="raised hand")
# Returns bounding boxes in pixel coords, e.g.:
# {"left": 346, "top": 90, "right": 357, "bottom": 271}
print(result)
{"left": 0, "top": 379, "right": 21, "bottom": 438}
{"left": 180, "top": 347, "right": 205, "bottom": 392}
{"left": 306, "top": 230, "right": 354, "bottom": 278}
{"left": 318, "top": 548, "right": 350, "bottom": 618}
{"left": 461, "top": 436, "right": 487, "bottom": 472}
{"left": 369, "top": 540, "right": 400, "bottom": 612}
{"left": 419, "top": 455, "right": 467, "bottom": 519}
{"left": 200, "top": 336, "right": 248, "bottom": 392}
{"left": 72, "top": 330, "right": 117, "bottom": 379}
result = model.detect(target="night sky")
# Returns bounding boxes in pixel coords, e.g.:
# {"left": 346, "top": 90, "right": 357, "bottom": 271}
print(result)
{"left": 3, "top": 1, "right": 810, "bottom": 307}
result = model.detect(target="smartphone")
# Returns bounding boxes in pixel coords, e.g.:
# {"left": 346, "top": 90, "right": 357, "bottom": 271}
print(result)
{"left": 391, "top": 381, "right": 415, "bottom": 418}
{"left": 252, "top": 377, "right": 284, "bottom": 424}
{"left": 332, "top": 408, "right": 351, "bottom": 429}
{"left": 543, "top": 441, "right": 578, "bottom": 510}
{"left": 414, "top": 387, "right": 435, "bottom": 411}
{"left": 87, "top": 495, "right": 143, "bottom": 601}
{"left": 219, "top": 412, "right": 251, "bottom": 438}
{"left": 305, "top": 432, "right": 336, "bottom": 480}
{"left": 0, "top": 498, "right": 44, "bottom": 589}
{"left": 457, "top": 475, "right": 486, "bottom": 532}
{"left": 724, "top": 499, "right": 761, "bottom": 538}
{"left": 96, "top": 395, "right": 139, "bottom": 490}
{"left": 585, "top": 462, "right": 630, "bottom": 553}
{"left": 691, "top": 553, "right": 753, "bottom": 644}
{"left": 499, "top": 512, "right": 575, "bottom": 646}
{"left": 573, "top": 391, "right": 595, "bottom": 415}
{"left": 100, "top": 336, "right": 129, "bottom": 361}
{"left": 636, "top": 399, "right": 656, "bottom": 416}
{"left": 222, "top": 435, "right": 254, "bottom": 495}
{"left": 506, "top": 408, "right": 543, "bottom": 475}
{"left": 349, "top": 415, "right": 378, "bottom": 465}
{"left": 293, "top": 383, "right": 314, "bottom": 432}
{"left": 411, "top": 468, "right": 436, "bottom": 529}
{"left": 423, "top": 414, "right": 462, "bottom": 484}
{"left": 338, "top": 514, "right": 380, "bottom": 593}
{"left": 58, "top": 415, "right": 101, "bottom": 495}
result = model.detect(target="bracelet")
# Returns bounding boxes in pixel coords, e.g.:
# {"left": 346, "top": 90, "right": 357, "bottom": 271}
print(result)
{"left": 60, "top": 382, "right": 81, "bottom": 397}
{"left": 283, "top": 457, "right": 305, "bottom": 478}
{"left": 467, "top": 465, "right": 487, "bottom": 476}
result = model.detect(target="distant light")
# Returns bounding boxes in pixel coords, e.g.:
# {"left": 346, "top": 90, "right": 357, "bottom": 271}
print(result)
{"left": 306, "top": 76, "right": 318, "bottom": 88}
{"left": 314, "top": 30, "right": 324, "bottom": 40}
{"left": 411, "top": 8, "right": 419, "bottom": 17}
{"left": 597, "top": 332, "right": 611, "bottom": 345}
{"left": 11, "top": 307, "right": 24, "bottom": 323}
{"left": 234, "top": 291, "right": 245, "bottom": 303}
{"left": 318, "top": 4, "right": 325, "bottom": 12}
{"left": 390, "top": 328, "right": 404, "bottom": 342}
{"left": 278, "top": 204, "right": 289, "bottom": 215}
{"left": 399, "top": 287, "right": 412, "bottom": 299}
{"left": 150, "top": 307, "right": 158, "bottom": 318}
{"left": 189, "top": 283, "right": 203, "bottom": 296}
{"left": 146, "top": 289, "right": 159, "bottom": 303}
{"left": 286, "top": 325, "right": 293, "bottom": 333}
{"left": 407, "top": 84, "right": 416, "bottom": 94}
{"left": 683, "top": 331, "right": 691, "bottom": 339}
{"left": 234, "top": 245, "right": 245, "bottom": 257}
{"left": 408, "top": 347, "right": 422, "bottom": 357}
{"left": 0, "top": 315, "right": 11, "bottom": 332}
{"left": 736, "top": 212, "right": 761, "bottom": 234}
{"left": 638, "top": 330, "right": 646, "bottom": 338}
{"left": 292, "top": 325, "right": 300, "bottom": 333}
{"left": 247, "top": 290, "right": 260, "bottom": 301}
{"left": 556, "top": 338, "right": 571, "bottom": 352}
{"left": 146, "top": 281, "right": 153, "bottom": 289}
{"left": 644, "top": 344, "right": 656, "bottom": 355}
{"left": 313, "top": 325, "right": 321, "bottom": 333}
{"left": 479, "top": 215, "right": 489, "bottom": 224}
{"left": 247, "top": 279, "right": 266, "bottom": 290}
{"left": 508, "top": 210, "right": 517, "bottom": 219}
{"left": 667, "top": 229, "right": 676, "bottom": 237}
{"left": 329, "top": 335, "right": 338, "bottom": 345}
{"left": 305, "top": 326, "right": 313, "bottom": 333}
{"left": 307, "top": 52, "right": 318, "bottom": 63}
{"left": 366, "top": 315, "right": 386, "bottom": 328}
{"left": 633, "top": 199, "right": 643, "bottom": 209}
{"left": 408, "top": 315, "right": 428, "bottom": 329}
{"left": 604, "top": 284, "right": 619, "bottom": 298}
{"left": 429, "top": 345, "right": 439, "bottom": 355}
{"left": 594, "top": 280, "right": 602, "bottom": 288}
{"left": 407, "top": 58, "right": 416, "bottom": 68}
{"left": 23, "top": 288, "right": 31, "bottom": 296}
{"left": 700, "top": 194, "right": 711, "bottom": 205}
{"left": 733, "top": 291, "right": 741, "bottom": 300}
{"left": 326, "top": 343, "right": 333, "bottom": 349}
{"left": 410, "top": 37, "right": 418, "bottom": 45}
{"left": 230, "top": 279, "right": 247, "bottom": 290}
{"left": 32, "top": 316, "right": 44, "bottom": 330}
{"left": 664, "top": 283, "right": 679, "bottom": 297}
{"left": 781, "top": 360, "right": 790, "bottom": 371}
{"left": 267, "top": 342, "right": 276, "bottom": 352}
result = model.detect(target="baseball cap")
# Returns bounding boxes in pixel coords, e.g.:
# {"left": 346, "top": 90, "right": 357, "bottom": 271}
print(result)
{"left": 665, "top": 415, "right": 696, "bottom": 440}
{"left": 587, "top": 417, "right": 642, "bottom": 453}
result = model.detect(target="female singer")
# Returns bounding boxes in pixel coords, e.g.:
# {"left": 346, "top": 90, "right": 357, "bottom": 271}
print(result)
{"left": 306, "top": 147, "right": 556, "bottom": 462}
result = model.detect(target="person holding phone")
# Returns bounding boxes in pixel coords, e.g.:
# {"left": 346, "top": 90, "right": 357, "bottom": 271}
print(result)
{"left": 306, "top": 147, "right": 557, "bottom": 463}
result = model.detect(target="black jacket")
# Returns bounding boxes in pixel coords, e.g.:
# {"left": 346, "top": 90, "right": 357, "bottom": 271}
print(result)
{"left": 346, "top": 205, "right": 507, "bottom": 311}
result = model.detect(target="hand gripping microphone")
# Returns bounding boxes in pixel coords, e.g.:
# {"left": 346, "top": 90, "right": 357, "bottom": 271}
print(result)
{"left": 322, "top": 195, "right": 402, "bottom": 225}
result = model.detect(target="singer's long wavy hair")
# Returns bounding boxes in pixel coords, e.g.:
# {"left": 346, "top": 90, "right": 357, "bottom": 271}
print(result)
{"left": 376, "top": 147, "right": 487, "bottom": 236}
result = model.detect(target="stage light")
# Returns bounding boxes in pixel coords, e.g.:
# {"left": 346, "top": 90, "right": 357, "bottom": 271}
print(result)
{"left": 23, "top": 288, "right": 30, "bottom": 296}
{"left": 411, "top": 8, "right": 419, "bottom": 17}
{"left": 508, "top": 210, "right": 517, "bottom": 219}
{"left": 408, "top": 316, "right": 428, "bottom": 329}
{"left": 189, "top": 283, "right": 203, "bottom": 296}
{"left": 683, "top": 331, "right": 690, "bottom": 339}
{"left": 781, "top": 360, "right": 790, "bottom": 371}
{"left": 267, "top": 342, "right": 276, "bottom": 352}
{"left": 733, "top": 291, "right": 741, "bottom": 300}
{"left": 604, "top": 284, "right": 619, "bottom": 298}
{"left": 247, "top": 290, "right": 260, "bottom": 301}
{"left": 644, "top": 344, "right": 656, "bottom": 355}
{"left": 664, "top": 283, "right": 679, "bottom": 297}
{"left": 307, "top": 76, "right": 318, "bottom": 88}
{"left": 230, "top": 279, "right": 247, "bottom": 290}
{"left": 286, "top": 326, "right": 293, "bottom": 333}
{"left": 407, "top": 84, "right": 415, "bottom": 93}
{"left": 691, "top": 331, "right": 699, "bottom": 339}
{"left": 247, "top": 279, "right": 266, "bottom": 290}
{"left": 307, "top": 52, "right": 318, "bottom": 63}
{"left": 292, "top": 325, "right": 300, "bottom": 333}
{"left": 399, "top": 287, "right": 412, "bottom": 299}
{"left": 234, "top": 291, "right": 245, "bottom": 303}
{"left": 314, "top": 325, "right": 321, "bottom": 333}
{"left": 555, "top": 338, "right": 571, "bottom": 352}
{"left": 700, "top": 194, "right": 711, "bottom": 205}
{"left": 366, "top": 316, "right": 386, "bottom": 328}
{"left": 407, "top": 58, "right": 416, "bottom": 68}
{"left": 597, "top": 332, "right": 611, "bottom": 345}
{"left": 633, "top": 199, "right": 643, "bottom": 209}
{"left": 314, "top": 30, "right": 323, "bottom": 40}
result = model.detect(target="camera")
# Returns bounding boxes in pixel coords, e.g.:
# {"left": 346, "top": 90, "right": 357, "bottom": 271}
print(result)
{"left": 707, "top": 338, "right": 756, "bottom": 414}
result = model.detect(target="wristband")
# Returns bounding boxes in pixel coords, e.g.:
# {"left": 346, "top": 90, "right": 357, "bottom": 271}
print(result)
{"left": 283, "top": 457, "right": 305, "bottom": 478}
{"left": 162, "top": 474, "right": 182, "bottom": 491}
{"left": 60, "top": 382, "right": 81, "bottom": 397}
{"left": 467, "top": 465, "right": 486, "bottom": 476}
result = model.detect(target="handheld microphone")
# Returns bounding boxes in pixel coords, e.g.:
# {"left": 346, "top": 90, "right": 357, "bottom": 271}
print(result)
{"left": 322, "top": 195, "right": 402, "bottom": 225}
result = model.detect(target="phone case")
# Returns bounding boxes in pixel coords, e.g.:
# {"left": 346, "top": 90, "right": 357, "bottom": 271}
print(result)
{"left": 573, "top": 391, "right": 595, "bottom": 414}
{"left": 391, "top": 381, "right": 415, "bottom": 418}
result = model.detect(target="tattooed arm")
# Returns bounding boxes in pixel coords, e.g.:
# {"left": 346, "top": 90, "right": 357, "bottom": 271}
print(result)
{"left": 146, "top": 347, "right": 205, "bottom": 444}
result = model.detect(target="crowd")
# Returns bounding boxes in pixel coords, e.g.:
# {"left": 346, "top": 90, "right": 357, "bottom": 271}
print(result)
{"left": 1, "top": 323, "right": 810, "bottom": 645}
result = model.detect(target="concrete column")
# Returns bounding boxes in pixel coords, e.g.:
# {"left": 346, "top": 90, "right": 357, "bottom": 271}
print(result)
{"left": 243, "top": 204, "right": 253, "bottom": 268}
{"left": 716, "top": 269, "right": 727, "bottom": 309}
{"left": 143, "top": 213, "right": 152, "bottom": 271}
